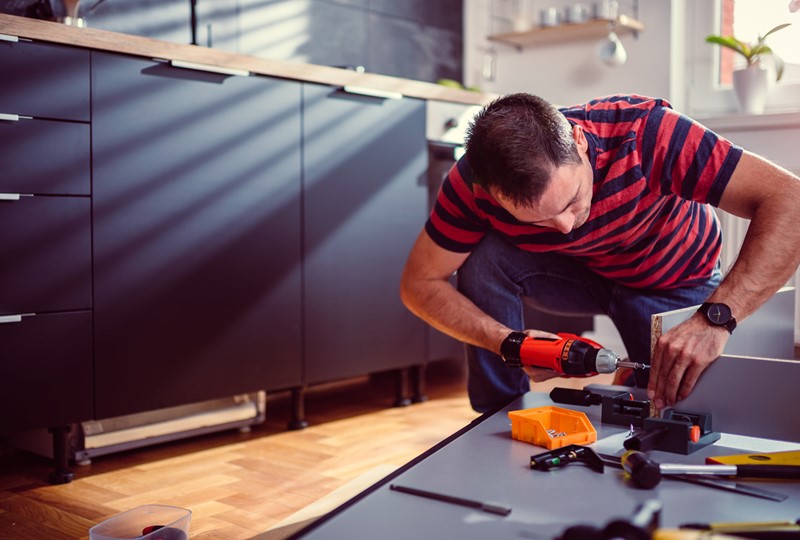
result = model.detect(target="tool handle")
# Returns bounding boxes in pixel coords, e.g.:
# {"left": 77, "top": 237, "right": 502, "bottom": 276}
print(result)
{"left": 623, "top": 427, "right": 669, "bottom": 452}
{"left": 549, "top": 387, "right": 603, "bottom": 406}
{"left": 736, "top": 464, "right": 800, "bottom": 479}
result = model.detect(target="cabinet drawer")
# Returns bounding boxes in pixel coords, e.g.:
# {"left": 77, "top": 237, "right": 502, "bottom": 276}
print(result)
{"left": 0, "top": 117, "right": 90, "bottom": 195}
{"left": 0, "top": 311, "right": 93, "bottom": 434}
{"left": 0, "top": 40, "right": 89, "bottom": 121}
{"left": 0, "top": 196, "right": 91, "bottom": 314}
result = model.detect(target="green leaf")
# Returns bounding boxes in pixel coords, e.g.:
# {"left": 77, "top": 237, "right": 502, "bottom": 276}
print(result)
{"left": 705, "top": 35, "right": 747, "bottom": 57}
{"left": 762, "top": 23, "right": 792, "bottom": 40}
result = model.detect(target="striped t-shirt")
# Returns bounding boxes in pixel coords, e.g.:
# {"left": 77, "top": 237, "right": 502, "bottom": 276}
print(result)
{"left": 425, "top": 95, "right": 743, "bottom": 290}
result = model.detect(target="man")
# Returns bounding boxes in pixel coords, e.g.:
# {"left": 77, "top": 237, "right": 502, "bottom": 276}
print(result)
{"left": 400, "top": 93, "right": 800, "bottom": 413}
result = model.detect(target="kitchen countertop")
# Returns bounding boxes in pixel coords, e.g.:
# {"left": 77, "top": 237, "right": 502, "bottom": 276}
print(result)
{"left": 0, "top": 13, "right": 493, "bottom": 107}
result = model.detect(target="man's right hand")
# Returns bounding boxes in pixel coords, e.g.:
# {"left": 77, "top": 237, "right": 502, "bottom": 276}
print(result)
{"left": 517, "top": 329, "right": 561, "bottom": 382}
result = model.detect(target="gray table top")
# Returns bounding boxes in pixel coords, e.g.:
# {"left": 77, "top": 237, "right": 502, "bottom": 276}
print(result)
{"left": 293, "top": 391, "right": 800, "bottom": 539}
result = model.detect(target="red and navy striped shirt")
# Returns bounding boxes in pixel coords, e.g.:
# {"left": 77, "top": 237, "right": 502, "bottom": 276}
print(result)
{"left": 426, "top": 95, "right": 743, "bottom": 290}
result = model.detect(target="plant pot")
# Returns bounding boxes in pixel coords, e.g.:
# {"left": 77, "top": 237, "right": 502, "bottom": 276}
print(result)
{"left": 732, "top": 67, "right": 769, "bottom": 114}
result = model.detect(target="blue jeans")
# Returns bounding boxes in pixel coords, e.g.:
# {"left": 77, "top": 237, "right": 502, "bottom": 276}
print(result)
{"left": 457, "top": 232, "right": 722, "bottom": 413}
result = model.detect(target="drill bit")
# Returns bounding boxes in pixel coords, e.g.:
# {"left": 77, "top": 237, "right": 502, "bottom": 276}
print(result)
{"left": 616, "top": 360, "right": 650, "bottom": 370}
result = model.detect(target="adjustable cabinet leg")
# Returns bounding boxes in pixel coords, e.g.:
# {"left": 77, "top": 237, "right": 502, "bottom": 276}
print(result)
{"left": 48, "top": 425, "right": 74, "bottom": 485}
{"left": 411, "top": 364, "right": 428, "bottom": 403}
{"left": 288, "top": 386, "right": 309, "bottom": 430}
{"left": 393, "top": 368, "right": 411, "bottom": 407}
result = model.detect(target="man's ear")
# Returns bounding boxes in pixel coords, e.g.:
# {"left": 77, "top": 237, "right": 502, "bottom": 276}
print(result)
{"left": 573, "top": 124, "right": 588, "bottom": 152}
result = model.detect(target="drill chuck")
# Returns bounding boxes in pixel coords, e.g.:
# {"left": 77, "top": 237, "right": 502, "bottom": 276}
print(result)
{"left": 594, "top": 348, "right": 621, "bottom": 374}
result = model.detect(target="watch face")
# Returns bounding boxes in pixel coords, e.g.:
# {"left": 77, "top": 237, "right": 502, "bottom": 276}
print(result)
{"left": 707, "top": 303, "right": 732, "bottom": 324}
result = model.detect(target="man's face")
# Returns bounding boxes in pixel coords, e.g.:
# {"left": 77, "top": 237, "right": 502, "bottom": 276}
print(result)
{"left": 492, "top": 125, "right": 593, "bottom": 235}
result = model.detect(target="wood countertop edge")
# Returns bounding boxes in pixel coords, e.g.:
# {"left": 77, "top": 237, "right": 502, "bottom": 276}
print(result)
{"left": 0, "top": 13, "right": 495, "bottom": 106}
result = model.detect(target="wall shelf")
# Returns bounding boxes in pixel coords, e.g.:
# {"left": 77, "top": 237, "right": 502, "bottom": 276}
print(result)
{"left": 488, "top": 15, "right": 644, "bottom": 50}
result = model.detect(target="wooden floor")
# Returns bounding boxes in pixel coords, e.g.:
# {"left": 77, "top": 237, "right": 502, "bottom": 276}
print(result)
{"left": 0, "top": 360, "right": 481, "bottom": 539}
{"left": 0, "top": 359, "right": 615, "bottom": 540}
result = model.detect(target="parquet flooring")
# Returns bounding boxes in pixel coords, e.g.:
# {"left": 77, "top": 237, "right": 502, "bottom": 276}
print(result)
{"left": 0, "top": 359, "right": 612, "bottom": 539}
{"left": 0, "top": 361, "right": 479, "bottom": 539}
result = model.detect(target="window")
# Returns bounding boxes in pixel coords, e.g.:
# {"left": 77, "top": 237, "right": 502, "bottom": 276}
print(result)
{"left": 688, "top": 0, "right": 800, "bottom": 115}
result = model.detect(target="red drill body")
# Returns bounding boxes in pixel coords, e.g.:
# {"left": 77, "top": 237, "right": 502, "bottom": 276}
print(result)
{"left": 505, "top": 332, "right": 621, "bottom": 376}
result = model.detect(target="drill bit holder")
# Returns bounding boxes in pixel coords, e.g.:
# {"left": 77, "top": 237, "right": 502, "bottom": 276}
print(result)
{"left": 530, "top": 444, "right": 605, "bottom": 473}
{"left": 624, "top": 409, "right": 720, "bottom": 455}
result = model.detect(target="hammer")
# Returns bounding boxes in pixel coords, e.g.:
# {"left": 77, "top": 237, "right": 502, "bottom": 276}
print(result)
{"left": 621, "top": 450, "right": 800, "bottom": 489}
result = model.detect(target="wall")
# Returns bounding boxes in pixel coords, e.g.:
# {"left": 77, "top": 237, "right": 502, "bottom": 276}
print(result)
{"left": 1, "top": 0, "right": 463, "bottom": 84}
{"left": 464, "top": 0, "right": 674, "bottom": 105}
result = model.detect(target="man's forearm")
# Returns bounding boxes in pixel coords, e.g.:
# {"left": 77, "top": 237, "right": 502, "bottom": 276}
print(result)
{"left": 400, "top": 278, "right": 511, "bottom": 355}
{"left": 708, "top": 206, "right": 800, "bottom": 323}
{"left": 710, "top": 156, "right": 800, "bottom": 323}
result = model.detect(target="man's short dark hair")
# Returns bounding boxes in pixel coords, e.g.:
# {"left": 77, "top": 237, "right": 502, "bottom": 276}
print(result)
{"left": 465, "top": 93, "right": 581, "bottom": 206}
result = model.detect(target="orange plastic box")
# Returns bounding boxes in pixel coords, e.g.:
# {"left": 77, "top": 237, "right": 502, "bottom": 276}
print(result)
{"left": 508, "top": 405, "right": 597, "bottom": 450}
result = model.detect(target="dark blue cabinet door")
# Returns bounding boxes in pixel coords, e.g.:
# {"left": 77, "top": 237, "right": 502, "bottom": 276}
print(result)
{"left": 92, "top": 53, "right": 302, "bottom": 418}
{"left": 302, "top": 84, "right": 427, "bottom": 384}
{"left": 0, "top": 118, "right": 90, "bottom": 195}
{"left": 0, "top": 312, "right": 93, "bottom": 435}
{"left": 0, "top": 196, "right": 91, "bottom": 314}
{"left": 0, "top": 40, "right": 89, "bottom": 121}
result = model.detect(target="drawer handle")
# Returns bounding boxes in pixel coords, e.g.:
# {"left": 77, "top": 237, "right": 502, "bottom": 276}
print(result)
{"left": 342, "top": 85, "right": 403, "bottom": 101}
{"left": 0, "top": 34, "right": 19, "bottom": 42}
{"left": 0, "top": 314, "right": 24, "bottom": 324}
{"left": 0, "top": 113, "right": 20, "bottom": 122}
{"left": 170, "top": 60, "right": 250, "bottom": 77}
{"left": 0, "top": 193, "right": 21, "bottom": 201}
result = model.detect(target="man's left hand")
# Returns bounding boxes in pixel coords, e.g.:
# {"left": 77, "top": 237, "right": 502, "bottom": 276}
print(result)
{"left": 648, "top": 315, "right": 729, "bottom": 409}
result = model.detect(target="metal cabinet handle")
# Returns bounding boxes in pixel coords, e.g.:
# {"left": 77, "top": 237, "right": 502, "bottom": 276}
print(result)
{"left": 342, "top": 85, "right": 403, "bottom": 101}
{"left": 0, "top": 113, "right": 20, "bottom": 122}
{"left": 0, "top": 193, "right": 21, "bottom": 201}
{"left": 170, "top": 59, "right": 250, "bottom": 77}
{"left": 0, "top": 33, "right": 19, "bottom": 42}
{"left": 0, "top": 314, "right": 24, "bottom": 324}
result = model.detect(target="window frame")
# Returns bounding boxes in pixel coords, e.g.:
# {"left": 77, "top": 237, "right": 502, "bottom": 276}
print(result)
{"left": 687, "top": 0, "right": 800, "bottom": 116}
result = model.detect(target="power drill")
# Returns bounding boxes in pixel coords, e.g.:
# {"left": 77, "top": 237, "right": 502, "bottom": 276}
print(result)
{"left": 500, "top": 332, "right": 646, "bottom": 376}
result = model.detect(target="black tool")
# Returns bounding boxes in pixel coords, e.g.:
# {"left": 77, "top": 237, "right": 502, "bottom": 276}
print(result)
{"left": 622, "top": 450, "right": 800, "bottom": 489}
{"left": 557, "top": 499, "right": 662, "bottom": 540}
{"left": 549, "top": 387, "right": 650, "bottom": 428}
{"left": 530, "top": 444, "right": 605, "bottom": 473}
{"left": 624, "top": 409, "right": 720, "bottom": 455}
{"left": 389, "top": 484, "right": 511, "bottom": 516}
{"left": 597, "top": 452, "right": 789, "bottom": 501}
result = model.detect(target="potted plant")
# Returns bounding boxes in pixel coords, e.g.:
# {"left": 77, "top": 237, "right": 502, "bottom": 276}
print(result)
{"left": 705, "top": 23, "right": 791, "bottom": 114}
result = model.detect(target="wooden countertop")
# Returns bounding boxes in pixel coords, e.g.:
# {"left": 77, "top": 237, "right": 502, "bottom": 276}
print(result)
{"left": 0, "top": 13, "right": 493, "bottom": 106}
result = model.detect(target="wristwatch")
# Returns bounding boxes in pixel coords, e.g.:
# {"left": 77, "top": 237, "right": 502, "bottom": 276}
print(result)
{"left": 698, "top": 302, "right": 737, "bottom": 334}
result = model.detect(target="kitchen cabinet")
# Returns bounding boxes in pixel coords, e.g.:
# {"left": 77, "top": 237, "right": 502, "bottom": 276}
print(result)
{"left": 0, "top": 38, "right": 92, "bottom": 441}
{"left": 0, "top": 39, "right": 89, "bottom": 121}
{"left": 302, "top": 85, "right": 428, "bottom": 391}
{"left": 92, "top": 52, "right": 303, "bottom": 419}
{"left": 0, "top": 312, "right": 92, "bottom": 434}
